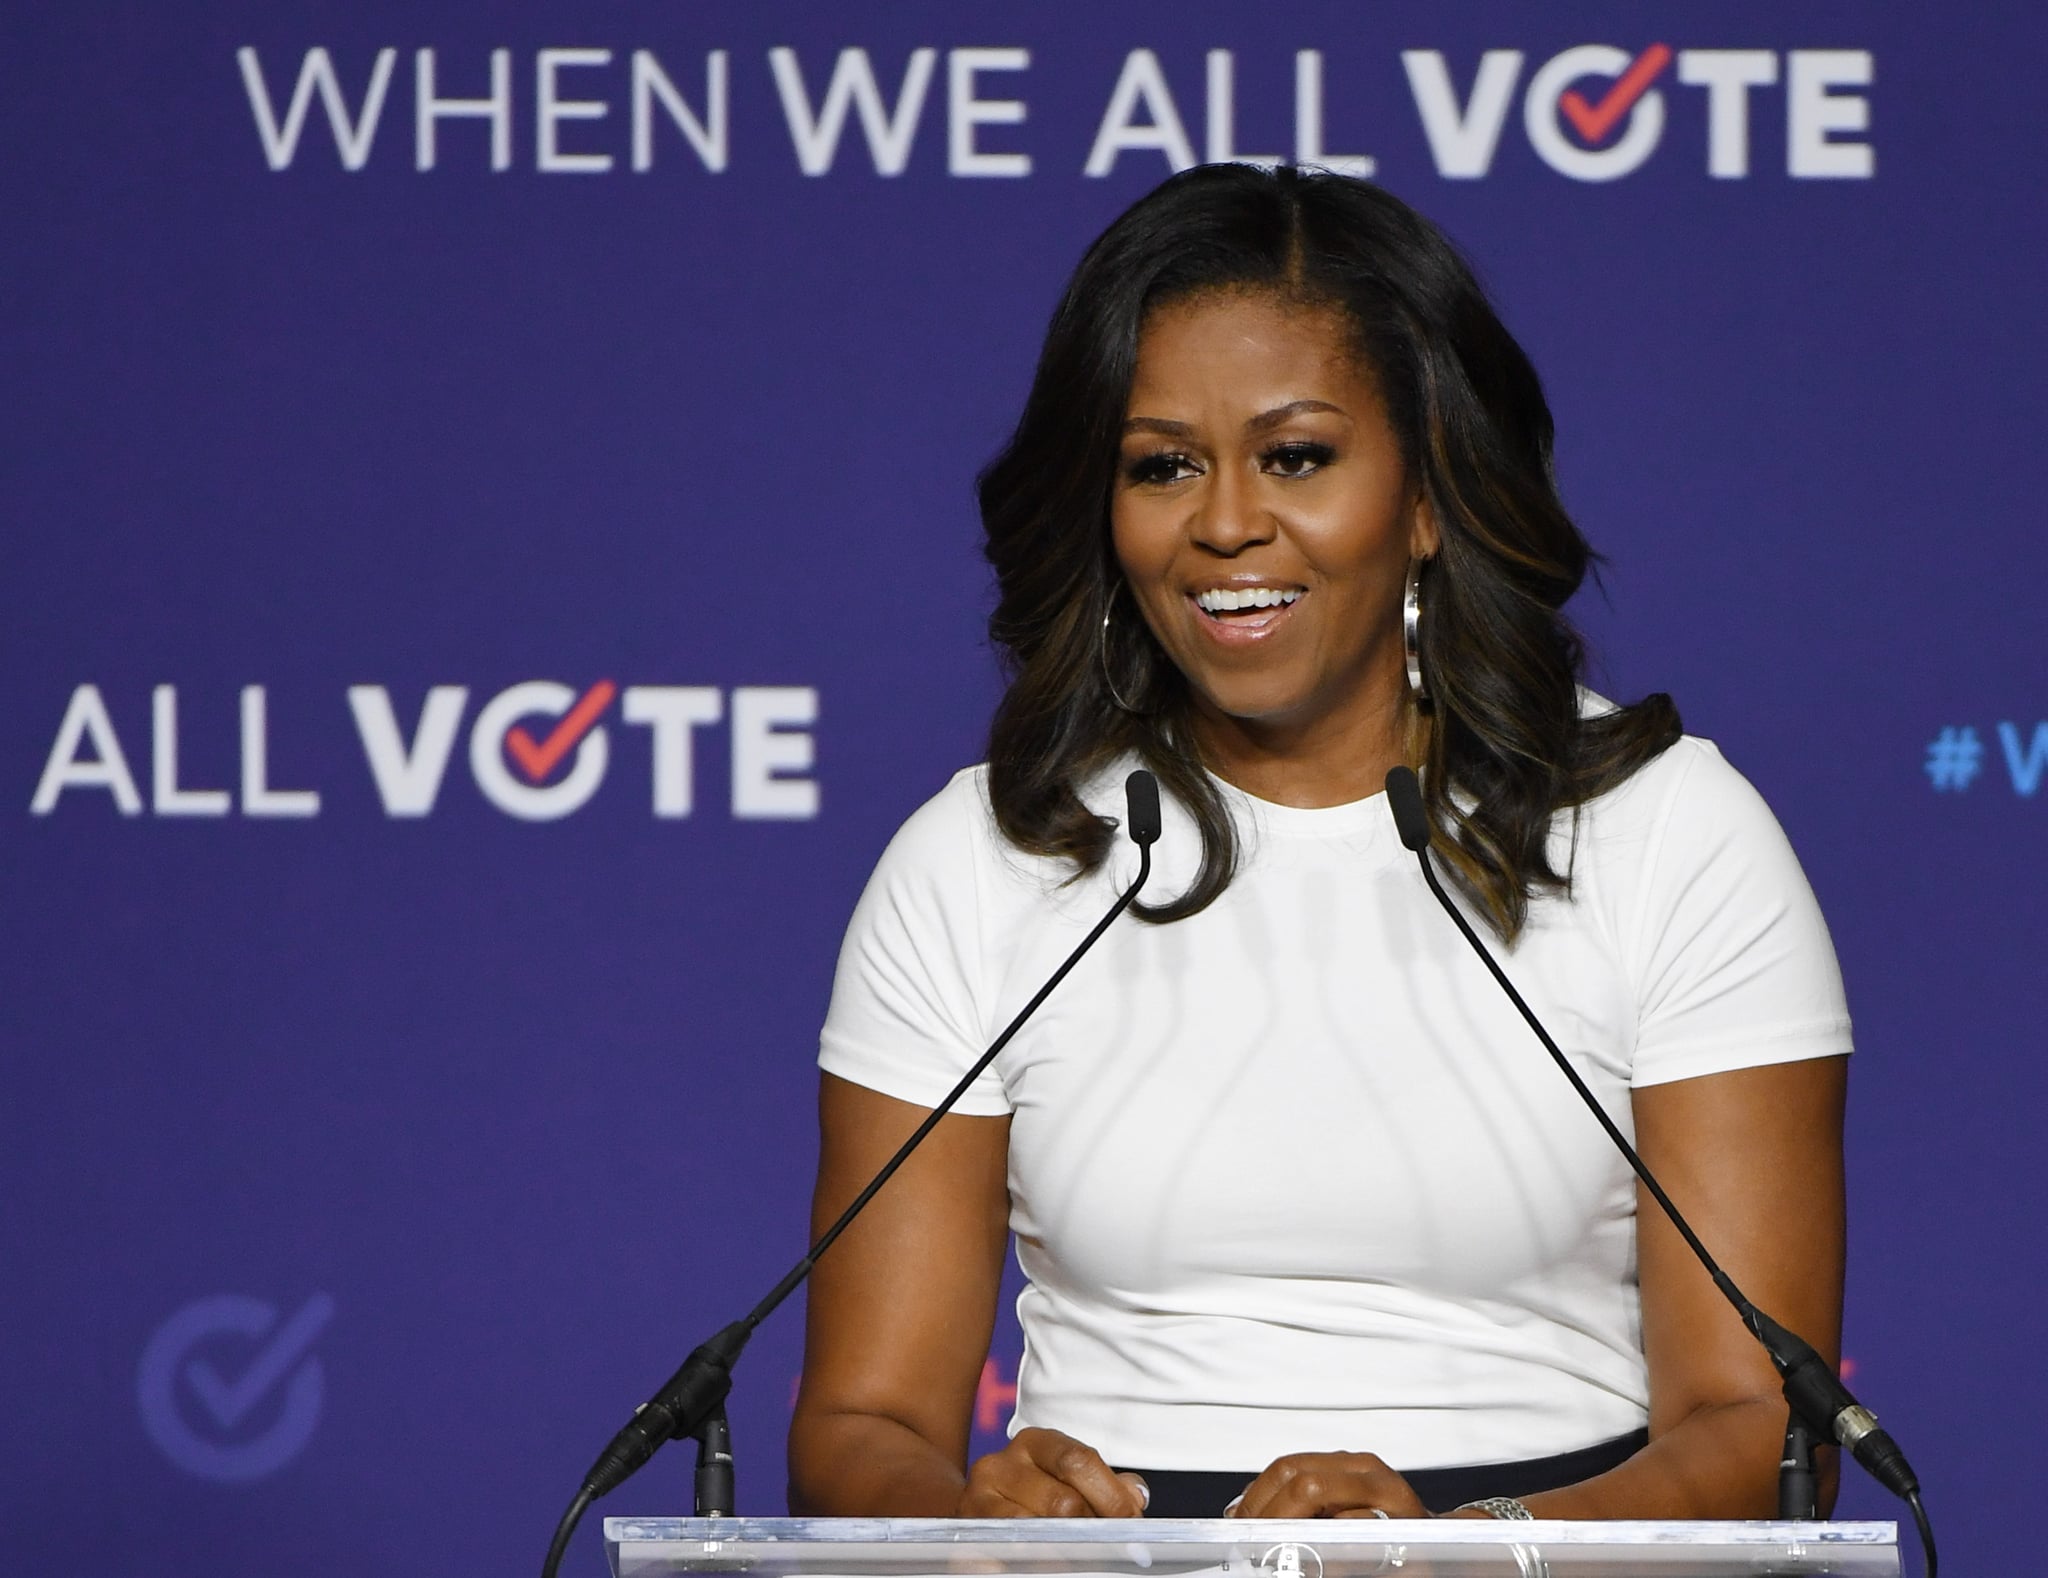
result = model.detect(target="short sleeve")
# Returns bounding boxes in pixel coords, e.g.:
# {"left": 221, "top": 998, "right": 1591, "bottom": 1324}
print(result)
{"left": 817, "top": 771, "right": 1012, "bottom": 1116}
{"left": 1626, "top": 741, "right": 1853, "bottom": 1088}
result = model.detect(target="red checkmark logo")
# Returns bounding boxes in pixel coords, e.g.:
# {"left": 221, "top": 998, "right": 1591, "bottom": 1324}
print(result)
{"left": 504, "top": 680, "right": 617, "bottom": 783}
{"left": 1559, "top": 44, "right": 1672, "bottom": 144}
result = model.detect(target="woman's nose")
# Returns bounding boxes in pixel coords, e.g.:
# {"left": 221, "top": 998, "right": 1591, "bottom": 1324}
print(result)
{"left": 1189, "top": 463, "right": 1275, "bottom": 554}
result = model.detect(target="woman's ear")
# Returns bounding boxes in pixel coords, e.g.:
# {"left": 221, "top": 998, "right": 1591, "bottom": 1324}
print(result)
{"left": 1409, "top": 492, "right": 1441, "bottom": 561}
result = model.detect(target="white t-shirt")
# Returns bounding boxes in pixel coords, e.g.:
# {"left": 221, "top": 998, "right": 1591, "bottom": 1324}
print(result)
{"left": 817, "top": 735, "right": 1851, "bottom": 1472}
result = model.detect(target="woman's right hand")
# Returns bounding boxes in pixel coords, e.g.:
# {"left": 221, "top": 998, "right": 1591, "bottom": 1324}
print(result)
{"left": 959, "top": 1428, "right": 1149, "bottom": 1517}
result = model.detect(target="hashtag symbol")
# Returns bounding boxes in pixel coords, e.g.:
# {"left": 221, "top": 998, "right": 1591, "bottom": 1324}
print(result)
{"left": 1924, "top": 727, "right": 1983, "bottom": 792}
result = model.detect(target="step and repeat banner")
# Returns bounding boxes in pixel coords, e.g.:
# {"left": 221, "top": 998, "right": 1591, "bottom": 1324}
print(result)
{"left": 5, "top": 3, "right": 2040, "bottom": 1573}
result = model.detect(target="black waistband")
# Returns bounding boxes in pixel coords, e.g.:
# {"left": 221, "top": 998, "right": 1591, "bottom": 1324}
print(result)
{"left": 1119, "top": 1428, "right": 1649, "bottom": 1518}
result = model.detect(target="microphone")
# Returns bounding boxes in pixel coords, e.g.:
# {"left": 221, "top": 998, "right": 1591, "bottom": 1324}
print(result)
{"left": 1382, "top": 768, "right": 1929, "bottom": 1528}
{"left": 542, "top": 770, "right": 1163, "bottom": 1578}
{"left": 1124, "top": 766, "right": 1162, "bottom": 847}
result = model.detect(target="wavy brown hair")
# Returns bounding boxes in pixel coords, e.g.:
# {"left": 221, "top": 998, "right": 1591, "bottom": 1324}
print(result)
{"left": 978, "top": 164, "right": 1679, "bottom": 942}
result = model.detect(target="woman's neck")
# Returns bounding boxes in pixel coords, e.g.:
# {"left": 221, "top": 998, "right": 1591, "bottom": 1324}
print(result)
{"left": 1188, "top": 687, "right": 1418, "bottom": 809}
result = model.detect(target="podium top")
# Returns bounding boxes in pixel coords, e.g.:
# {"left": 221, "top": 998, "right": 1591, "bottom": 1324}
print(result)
{"left": 604, "top": 1517, "right": 1898, "bottom": 1578}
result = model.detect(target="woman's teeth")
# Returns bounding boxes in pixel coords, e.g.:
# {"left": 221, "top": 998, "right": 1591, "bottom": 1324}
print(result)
{"left": 1195, "top": 587, "right": 1303, "bottom": 613}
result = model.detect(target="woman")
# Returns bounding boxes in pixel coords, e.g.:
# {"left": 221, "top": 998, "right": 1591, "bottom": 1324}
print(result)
{"left": 788, "top": 164, "right": 1849, "bottom": 1522}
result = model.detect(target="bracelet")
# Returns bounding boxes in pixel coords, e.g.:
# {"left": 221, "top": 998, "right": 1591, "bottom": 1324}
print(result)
{"left": 1456, "top": 1496, "right": 1534, "bottom": 1520}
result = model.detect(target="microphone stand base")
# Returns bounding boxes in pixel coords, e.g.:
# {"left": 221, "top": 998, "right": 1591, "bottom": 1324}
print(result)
{"left": 694, "top": 1405, "right": 736, "bottom": 1517}
{"left": 1777, "top": 1410, "right": 1821, "bottom": 1520}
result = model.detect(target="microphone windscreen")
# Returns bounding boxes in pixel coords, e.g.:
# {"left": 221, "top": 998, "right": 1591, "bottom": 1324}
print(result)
{"left": 1124, "top": 770, "right": 1162, "bottom": 847}
{"left": 1385, "top": 766, "right": 1432, "bottom": 851}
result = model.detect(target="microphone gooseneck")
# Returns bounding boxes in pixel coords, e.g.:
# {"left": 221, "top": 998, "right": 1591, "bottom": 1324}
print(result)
{"left": 1382, "top": 767, "right": 1931, "bottom": 1568}
{"left": 542, "top": 771, "right": 1162, "bottom": 1577}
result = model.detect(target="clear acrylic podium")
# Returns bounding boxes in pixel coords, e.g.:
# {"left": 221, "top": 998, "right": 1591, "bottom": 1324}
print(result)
{"left": 604, "top": 1517, "right": 1899, "bottom": 1578}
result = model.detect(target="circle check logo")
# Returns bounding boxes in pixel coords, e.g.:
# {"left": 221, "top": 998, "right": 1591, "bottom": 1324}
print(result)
{"left": 137, "top": 1293, "right": 335, "bottom": 1483}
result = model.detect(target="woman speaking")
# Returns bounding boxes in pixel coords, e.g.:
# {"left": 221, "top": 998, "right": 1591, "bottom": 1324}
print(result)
{"left": 786, "top": 164, "right": 1850, "bottom": 1522}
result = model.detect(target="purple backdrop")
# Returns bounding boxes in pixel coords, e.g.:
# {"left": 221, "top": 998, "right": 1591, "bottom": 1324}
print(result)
{"left": 5, "top": 3, "right": 2041, "bottom": 1574}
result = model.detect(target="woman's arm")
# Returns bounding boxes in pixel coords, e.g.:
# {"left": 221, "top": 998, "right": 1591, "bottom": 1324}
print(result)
{"left": 787, "top": 1076, "right": 1149, "bottom": 1517}
{"left": 787, "top": 1076, "right": 1011, "bottom": 1514}
{"left": 1230, "top": 1055, "right": 1848, "bottom": 1519}
{"left": 1534, "top": 1053, "right": 1848, "bottom": 1518}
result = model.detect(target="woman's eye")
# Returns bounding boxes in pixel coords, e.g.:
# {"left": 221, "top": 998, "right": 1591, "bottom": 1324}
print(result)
{"left": 1124, "top": 451, "right": 1199, "bottom": 486}
{"left": 1265, "top": 441, "right": 1335, "bottom": 477}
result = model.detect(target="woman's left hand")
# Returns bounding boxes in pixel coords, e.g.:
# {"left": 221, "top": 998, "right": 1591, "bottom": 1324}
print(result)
{"left": 1227, "top": 1452, "right": 1433, "bottom": 1519}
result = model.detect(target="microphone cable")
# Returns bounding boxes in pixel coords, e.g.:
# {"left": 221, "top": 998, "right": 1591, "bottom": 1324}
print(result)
{"left": 1385, "top": 767, "right": 1933, "bottom": 1578}
{"left": 540, "top": 770, "right": 1162, "bottom": 1578}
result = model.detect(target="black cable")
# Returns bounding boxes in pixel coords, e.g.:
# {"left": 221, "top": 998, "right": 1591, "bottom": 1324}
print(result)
{"left": 739, "top": 836, "right": 1152, "bottom": 1338}
{"left": 540, "top": 1485, "right": 593, "bottom": 1578}
{"left": 1407, "top": 831, "right": 1755, "bottom": 1318}
{"left": 542, "top": 788, "right": 1157, "bottom": 1575}
{"left": 1385, "top": 766, "right": 1932, "bottom": 1567}
{"left": 1907, "top": 1489, "right": 1937, "bottom": 1578}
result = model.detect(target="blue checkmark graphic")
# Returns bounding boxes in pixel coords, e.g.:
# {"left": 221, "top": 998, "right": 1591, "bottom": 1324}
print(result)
{"left": 138, "top": 1293, "right": 335, "bottom": 1483}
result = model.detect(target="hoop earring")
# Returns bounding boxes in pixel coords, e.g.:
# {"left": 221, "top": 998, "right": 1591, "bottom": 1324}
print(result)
{"left": 1404, "top": 558, "right": 1430, "bottom": 706}
{"left": 1100, "top": 583, "right": 1152, "bottom": 715}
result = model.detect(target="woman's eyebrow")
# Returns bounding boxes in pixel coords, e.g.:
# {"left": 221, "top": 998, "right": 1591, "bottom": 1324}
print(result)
{"left": 1246, "top": 399, "right": 1344, "bottom": 433}
{"left": 1122, "top": 400, "right": 1345, "bottom": 438}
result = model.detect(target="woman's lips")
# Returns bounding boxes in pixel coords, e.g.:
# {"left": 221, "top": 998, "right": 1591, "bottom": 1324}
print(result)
{"left": 1186, "top": 591, "right": 1302, "bottom": 645}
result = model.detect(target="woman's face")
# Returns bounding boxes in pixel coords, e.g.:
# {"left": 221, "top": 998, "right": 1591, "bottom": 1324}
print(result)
{"left": 1112, "top": 290, "right": 1437, "bottom": 749}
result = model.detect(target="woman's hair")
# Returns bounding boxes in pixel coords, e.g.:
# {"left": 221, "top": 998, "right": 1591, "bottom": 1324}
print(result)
{"left": 977, "top": 163, "right": 1679, "bottom": 942}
